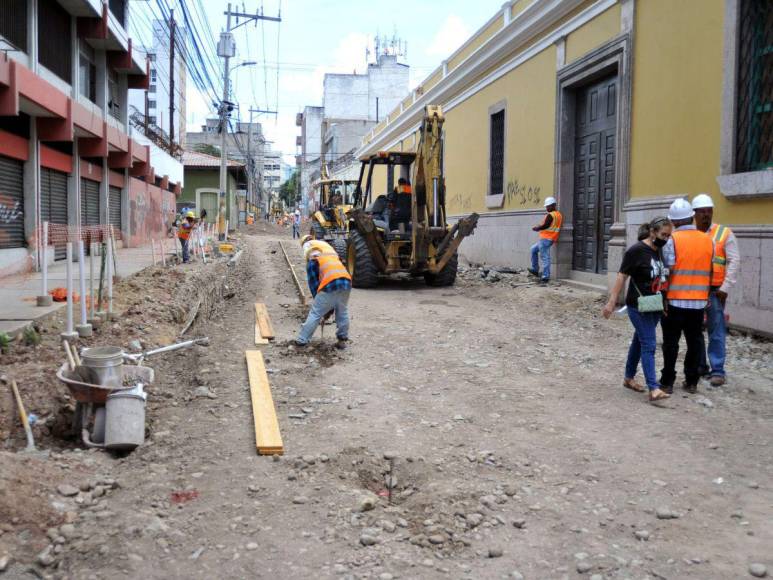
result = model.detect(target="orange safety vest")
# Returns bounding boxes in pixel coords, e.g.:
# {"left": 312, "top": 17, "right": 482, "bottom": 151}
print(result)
{"left": 709, "top": 223, "right": 731, "bottom": 287}
{"left": 539, "top": 211, "right": 563, "bottom": 241}
{"left": 666, "top": 229, "right": 713, "bottom": 301}
{"left": 316, "top": 252, "right": 351, "bottom": 292}
{"left": 178, "top": 223, "right": 193, "bottom": 240}
{"left": 398, "top": 184, "right": 412, "bottom": 194}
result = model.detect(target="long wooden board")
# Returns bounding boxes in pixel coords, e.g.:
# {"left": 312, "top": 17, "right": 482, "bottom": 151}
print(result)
{"left": 254, "top": 303, "right": 270, "bottom": 345}
{"left": 254, "top": 303, "right": 275, "bottom": 340}
{"left": 245, "top": 350, "right": 284, "bottom": 455}
{"left": 278, "top": 241, "right": 308, "bottom": 305}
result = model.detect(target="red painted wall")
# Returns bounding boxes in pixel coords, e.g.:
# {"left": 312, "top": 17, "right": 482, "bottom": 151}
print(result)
{"left": 127, "top": 177, "right": 175, "bottom": 247}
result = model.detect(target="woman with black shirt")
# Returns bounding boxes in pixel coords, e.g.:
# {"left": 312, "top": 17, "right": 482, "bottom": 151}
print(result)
{"left": 603, "top": 217, "right": 673, "bottom": 403}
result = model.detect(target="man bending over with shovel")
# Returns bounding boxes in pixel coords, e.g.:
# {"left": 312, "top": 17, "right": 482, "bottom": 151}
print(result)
{"left": 294, "top": 235, "right": 352, "bottom": 350}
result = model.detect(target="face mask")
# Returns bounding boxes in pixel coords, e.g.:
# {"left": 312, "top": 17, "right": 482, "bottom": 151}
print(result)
{"left": 653, "top": 237, "right": 668, "bottom": 248}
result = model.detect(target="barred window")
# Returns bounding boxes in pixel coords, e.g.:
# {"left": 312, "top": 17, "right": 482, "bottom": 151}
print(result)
{"left": 489, "top": 110, "right": 505, "bottom": 196}
{"left": 735, "top": 0, "right": 772, "bottom": 172}
{"left": 0, "top": 0, "right": 27, "bottom": 52}
{"left": 38, "top": 1, "right": 72, "bottom": 84}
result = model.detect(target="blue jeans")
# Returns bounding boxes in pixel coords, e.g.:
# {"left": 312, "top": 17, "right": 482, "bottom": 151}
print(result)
{"left": 292, "top": 223, "right": 300, "bottom": 239}
{"left": 626, "top": 306, "right": 661, "bottom": 391}
{"left": 699, "top": 291, "right": 726, "bottom": 377}
{"left": 297, "top": 288, "right": 350, "bottom": 344}
{"left": 530, "top": 238, "right": 553, "bottom": 280}
{"left": 180, "top": 237, "right": 190, "bottom": 263}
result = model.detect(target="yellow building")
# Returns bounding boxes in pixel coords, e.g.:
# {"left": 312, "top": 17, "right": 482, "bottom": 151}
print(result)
{"left": 357, "top": 0, "right": 773, "bottom": 335}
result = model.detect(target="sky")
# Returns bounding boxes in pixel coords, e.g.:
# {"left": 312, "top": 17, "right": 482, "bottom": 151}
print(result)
{"left": 181, "top": 0, "right": 505, "bottom": 164}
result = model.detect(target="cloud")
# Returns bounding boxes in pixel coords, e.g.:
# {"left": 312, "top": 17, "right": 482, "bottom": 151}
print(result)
{"left": 426, "top": 14, "right": 470, "bottom": 59}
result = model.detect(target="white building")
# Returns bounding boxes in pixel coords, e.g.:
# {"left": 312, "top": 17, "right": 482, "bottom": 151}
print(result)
{"left": 128, "top": 19, "right": 187, "bottom": 148}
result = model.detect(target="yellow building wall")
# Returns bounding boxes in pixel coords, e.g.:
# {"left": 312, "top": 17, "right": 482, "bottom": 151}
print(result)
{"left": 630, "top": 0, "right": 773, "bottom": 223}
{"left": 444, "top": 46, "right": 557, "bottom": 216}
{"left": 565, "top": 3, "right": 621, "bottom": 63}
{"left": 448, "top": 15, "right": 504, "bottom": 72}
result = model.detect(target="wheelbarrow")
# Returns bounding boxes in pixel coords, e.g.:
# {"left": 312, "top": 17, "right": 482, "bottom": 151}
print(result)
{"left": 57, "top": 363, "right": 154, "bottom": 446}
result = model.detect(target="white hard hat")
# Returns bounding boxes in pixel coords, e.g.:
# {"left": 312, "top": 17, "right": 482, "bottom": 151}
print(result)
{"left": 668, "top": 198, "right": 695, "bottom": 221}
{"left": 691, "top": 193, "right": 714, "bottom": 209}
{"left": 544, "top": 196, "right": 557, "bottom": 207}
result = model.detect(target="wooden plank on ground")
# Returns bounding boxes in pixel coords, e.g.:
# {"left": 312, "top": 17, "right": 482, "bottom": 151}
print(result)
{"left": 254, "top": 303, "right": 275, "bottom": 339}
{"left": 245, "top": 350, "right": 284, "bottom": 455}
{"left": 254, "top": 302, "right": 270, "bottom": 345}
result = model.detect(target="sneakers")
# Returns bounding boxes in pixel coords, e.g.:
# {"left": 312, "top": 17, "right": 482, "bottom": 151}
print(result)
{"left": 709, "top": 375, "right": 726, "bottom": 387}
{"left": 335, "top": 338, "right": 349, "bottom": 350}
{"left": 538, "top": 279, "right": 549, "bottom": 286}
{"left": 527, "top": 268, "right": 540, "bottom": 277}
{"left": 293, "top": 340, "right": 308, "bottom": 348}
{"left": 661, "top": 384, "right": 674, "bottom": 395}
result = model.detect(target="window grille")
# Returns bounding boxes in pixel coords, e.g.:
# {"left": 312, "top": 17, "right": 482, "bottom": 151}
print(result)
{"left": 0, "top": 0, "right": 27, "bottom": 51}
{"left": 489, "top": 110, "right": 505, "bottom": 195}
{"left": 736, "top": 0, "right": 772, "bottom": 171}
{"left": 38, "top": 1, "right": 72, "bottom": 84}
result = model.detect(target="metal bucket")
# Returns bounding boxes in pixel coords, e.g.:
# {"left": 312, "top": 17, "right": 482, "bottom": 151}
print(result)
{"left": 105, "top": 388, "right": 146, "bottom": 451}
{"left": 81, "top": 346, "right": 124, "bottom": 388}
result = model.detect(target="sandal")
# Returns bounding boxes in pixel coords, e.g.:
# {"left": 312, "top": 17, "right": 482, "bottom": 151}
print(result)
{"left": 648, "top": 390, "right": 671, "bottom": 404}
{"left": 623, "top": 378, "right": 646, "bottom": 393}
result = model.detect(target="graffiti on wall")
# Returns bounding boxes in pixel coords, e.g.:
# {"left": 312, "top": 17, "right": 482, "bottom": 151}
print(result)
{"left": 0, "top": 196, "right": 23, "bottom": 224}
{"left": 128, "top": 180, "right": 177, "bottom": 247}
{"left": 505, "top": 179, "right": 542, "bottom": 207}
{"left": 448, "top": 192, "right": 473, "bottom": 211}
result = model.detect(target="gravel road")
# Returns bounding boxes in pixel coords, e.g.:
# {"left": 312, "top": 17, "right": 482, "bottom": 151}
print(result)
{"left": 1, "top": 227, "right": 771, "bottom": 580}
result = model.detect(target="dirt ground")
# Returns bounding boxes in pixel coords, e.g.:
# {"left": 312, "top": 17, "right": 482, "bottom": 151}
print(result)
{"left": 0, "top": 224, "right": 771, "bottom": 580}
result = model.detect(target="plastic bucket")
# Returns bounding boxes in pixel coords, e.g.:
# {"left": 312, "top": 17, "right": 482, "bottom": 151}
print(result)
{"left": 81, "top": 346, "right": 124, "bottom": 388}
{"left": 105, "top": 390, "right": 145, "bottom": 451}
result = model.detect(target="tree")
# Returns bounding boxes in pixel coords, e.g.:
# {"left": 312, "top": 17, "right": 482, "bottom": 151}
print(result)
{"left": 192, "top": 143, "right": 221, "bottom": 157}
{"left": 279, "top": 170, "right": 299, "bottom": 207}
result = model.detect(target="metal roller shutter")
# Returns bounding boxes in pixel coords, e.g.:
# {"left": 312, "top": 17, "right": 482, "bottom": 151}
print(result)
{"left": 40, "top": 167, "right": 69, "bottom": 260}
{"left": 80, "top": 178, "right": 100, "bottom": 226}
{"left": 0, "top": 155, "right": 25, "bottom": 249}
{"left": 108, "top": 186, "right": 121, "bottom": 234}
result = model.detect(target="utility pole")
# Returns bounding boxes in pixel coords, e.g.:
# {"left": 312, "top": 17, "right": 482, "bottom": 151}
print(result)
{"left": 217, "top": 3, "right": 281, "bottom": 238}
{"left": 168, "top": 9, "right": 175, "bottom": 144}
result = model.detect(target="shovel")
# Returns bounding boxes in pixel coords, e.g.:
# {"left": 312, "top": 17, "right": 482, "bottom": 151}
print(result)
{"left": 2, "top": 376, "right": 36, "bottom": 452}
{"left": 123, "top": 337, "right": 210, "bottom": 365}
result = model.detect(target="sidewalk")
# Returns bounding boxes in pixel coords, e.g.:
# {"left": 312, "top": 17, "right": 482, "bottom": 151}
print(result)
{"left": 0, "top": 242, "right": 167, "bottom": 337}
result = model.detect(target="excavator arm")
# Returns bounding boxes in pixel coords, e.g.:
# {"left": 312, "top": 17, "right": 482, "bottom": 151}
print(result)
{"left": 412, "top": 105, "right": 478, "bottom": 273}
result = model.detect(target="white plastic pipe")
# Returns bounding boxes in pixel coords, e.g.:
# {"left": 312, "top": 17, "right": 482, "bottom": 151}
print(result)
{"left": 151, "top": 239, "right": 157, "bottom": 265}
{"left": 77, "top": 241, "right": 87, "bottom": 325}
{"left": 161, "top": 237, "right": 167, "bottom": 266}
{"left": 89, "top": 242, "right": 95, "bottom": 320}
{"left": 41, "top": 221, "right": 48, "bottom": 295}
{"left": 106, "top": 234, "right": 114, "bottom": 317}
{"left": 65, "top": 242, "right": 74, "bottom": 334}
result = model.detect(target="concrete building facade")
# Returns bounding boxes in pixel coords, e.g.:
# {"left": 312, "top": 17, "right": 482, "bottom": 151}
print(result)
{"left": 0, "top": 0, "right": 182, "bottom": 276}
{"left": 359, "top": 0, "right": 773, "bottom": 336}
{"left": 127, "top": 18, "right": 187, "bottom": 149}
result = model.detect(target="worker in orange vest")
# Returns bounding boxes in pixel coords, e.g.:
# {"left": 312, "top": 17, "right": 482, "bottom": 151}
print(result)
{"left": 177, "top": 211, "right": 195, "bottom": 264}
{"left": 660, "top": 198, "right": 714, "bottom": 394}
{"left": 528, "top": 197, "right": 563, "bottom": 285}
{"left": 294, "top": 235, "right": 352, "bottom": 349}
{"left": 692, "top": 194, "right": 739, "bottom": 387}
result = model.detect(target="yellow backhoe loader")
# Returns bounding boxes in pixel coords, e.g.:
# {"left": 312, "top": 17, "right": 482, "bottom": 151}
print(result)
{"left": 346, "top": 105, "right": 479, "bottom": 287}
{"left": 310, "top": 177, "right": 357, "bottom": 261}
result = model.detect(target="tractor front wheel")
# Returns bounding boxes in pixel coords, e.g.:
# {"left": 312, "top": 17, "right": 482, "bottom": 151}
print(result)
{"left": 347, "top": 231, "right": 378, "bottom": 288}
{"left": 332, "top": 238, "right": 348, "bottom": 264}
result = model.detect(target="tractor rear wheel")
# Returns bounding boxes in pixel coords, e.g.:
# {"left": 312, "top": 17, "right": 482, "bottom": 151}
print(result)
{"left": 347, "top": 231, "right": 378, "bottom": 288}
{"left": 424, "top": 251, "right": 458, "bottom": 287}
{"left": 332, "top": 238, "right": 348, "bottom": 264}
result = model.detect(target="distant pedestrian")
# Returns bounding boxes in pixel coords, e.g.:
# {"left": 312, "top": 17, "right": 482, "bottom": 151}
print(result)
{"left": 660, "top": 198, "right": 714, "bottom": 394}
{"left": 603, "top": 216, "right": 672, "bottom": 403}
{"left": 528, "top": 197, "right": 562, "bottom": 285}
{"left": 294, "top": 235, "right": 351, "bottom": 349}
{"left": 292, "top": 208, "right": 301, "bottom": 239}
{"left": 692, "top": 194, "right": 739, "bottom": 387}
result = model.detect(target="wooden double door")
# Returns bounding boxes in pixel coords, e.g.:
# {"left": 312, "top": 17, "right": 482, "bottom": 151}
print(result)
{"left": 572, "top": 75, "right": 618, "bottom": 274}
